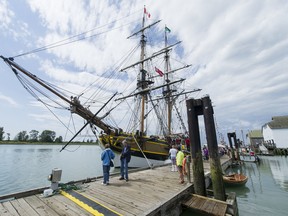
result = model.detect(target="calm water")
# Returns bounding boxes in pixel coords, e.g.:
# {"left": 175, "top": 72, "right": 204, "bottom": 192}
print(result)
{"left": 1, "top": 145, "right": 288, "bottom": 216}
{"left": 0, "top": 144, "right": 108, "bottom": 196}
{"left": 182, "top": 156, "right": 288, "bottom": 216}
{"left": 225, "top": 156, "right": 288, "bottom": 216}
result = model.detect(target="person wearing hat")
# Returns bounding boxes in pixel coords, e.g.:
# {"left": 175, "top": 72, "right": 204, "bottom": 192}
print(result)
{"left": 119, "top": 139, "right": 131, "bottom": 182}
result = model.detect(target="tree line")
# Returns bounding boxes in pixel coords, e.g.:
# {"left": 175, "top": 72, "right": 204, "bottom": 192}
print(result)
{"left": 0, "top": 127, "right": 63, "bottom": 143}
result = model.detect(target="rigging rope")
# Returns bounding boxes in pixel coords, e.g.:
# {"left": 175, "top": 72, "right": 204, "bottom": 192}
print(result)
{"left": 131, "top": 135, "right": 153, "bottom": 169}
{"left": 12, "top": 9, "right": 142, "bottom": 58}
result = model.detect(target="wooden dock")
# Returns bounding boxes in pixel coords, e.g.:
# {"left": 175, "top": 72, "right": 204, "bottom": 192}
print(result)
{"left": 0, "top": 156, "right": 232, "bottom": 216}
{"left": 182, "top": 194, "right": 227, "bottom": 216}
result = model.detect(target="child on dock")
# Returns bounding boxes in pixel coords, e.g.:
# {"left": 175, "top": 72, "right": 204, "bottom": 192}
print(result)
{"left": 176, "top": 146, "right": 185, "bottom": 184}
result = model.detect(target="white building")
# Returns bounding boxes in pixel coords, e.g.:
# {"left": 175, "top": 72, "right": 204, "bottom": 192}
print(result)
{"left": 262, "top": 116, "right": 288, "bottom": 148}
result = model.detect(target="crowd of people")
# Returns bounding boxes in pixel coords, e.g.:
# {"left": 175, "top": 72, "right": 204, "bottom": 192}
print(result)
{"left": 100, "top": 137, "right": 230, "bottom": 186}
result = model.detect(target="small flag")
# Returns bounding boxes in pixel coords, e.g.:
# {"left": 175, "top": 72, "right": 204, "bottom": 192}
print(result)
{"left": 165, "top": 26, "right": 171, "bottom": 33}
{"left": 155, "top": 67, "right": 164, "bottom": 77}
{"left": 144, "top": 6, "right": 151, "bottom": 18}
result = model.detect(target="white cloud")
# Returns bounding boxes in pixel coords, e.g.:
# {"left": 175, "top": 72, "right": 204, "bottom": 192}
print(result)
{"left": 0, "top": 0, "right": 14, "bottom": 30}
{"left": 1, "top": 0, "right": 288, "bottom": 141}
{"left": 0, "top": 93, "right": 18, "bottom": 107}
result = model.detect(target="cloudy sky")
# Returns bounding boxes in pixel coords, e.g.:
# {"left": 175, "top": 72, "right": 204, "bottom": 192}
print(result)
{"left": 0, "top": 0, "right": 287, "bottom": 144}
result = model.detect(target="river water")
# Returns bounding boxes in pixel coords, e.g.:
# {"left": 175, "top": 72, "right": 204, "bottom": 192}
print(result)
{"left": 0, "top": 144, "right": 107, "bottom": 196}
{"left": 1, "top": 144, "right": 288, "bottom": 215}
{"left": 225, "top": 156, "right": 288, "bottom": 216}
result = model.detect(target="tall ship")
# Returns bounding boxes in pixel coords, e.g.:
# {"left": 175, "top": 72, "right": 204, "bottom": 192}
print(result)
{"left": 1, "top": 7, "right": 200, "bottom": 167}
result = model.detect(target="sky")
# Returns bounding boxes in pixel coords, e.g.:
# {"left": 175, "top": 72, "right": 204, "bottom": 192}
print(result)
{"left": 0, "top": 0, "right": 288, "bottom": 144}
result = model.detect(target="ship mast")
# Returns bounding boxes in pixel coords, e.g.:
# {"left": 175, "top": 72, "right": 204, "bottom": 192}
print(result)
{"left": 164, "top": 25, "right": 173, "bottom": 135}
{"left": 121, "top": 8, "right": 198, "bottom": 137}
{"left": 139, "top": 11, "right": 147, "bottom": 135}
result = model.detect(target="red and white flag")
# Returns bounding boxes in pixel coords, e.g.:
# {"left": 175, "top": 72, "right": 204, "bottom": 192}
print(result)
{"left": 144, "top": 7, "right": 151, "bottom": 18}
{"left": 155, "top": 67, "right": 164, "bottom": 77}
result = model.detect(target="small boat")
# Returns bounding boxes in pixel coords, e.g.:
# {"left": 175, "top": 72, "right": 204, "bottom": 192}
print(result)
{"left": 240, "top": 153, "right": 260, "bottom": 163}
{"left": 223, "top": 173, "right": 248, "bottom": 186}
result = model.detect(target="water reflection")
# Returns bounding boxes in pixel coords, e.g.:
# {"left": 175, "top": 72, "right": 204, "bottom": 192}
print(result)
{"left": 225, "top": 156, "right": 288, "bottom": 216}
{"left": 14, "top": 148, "right": 36, "bottom": 153}
{"left": 268, "top": 156, "right": 288, "bottom": 191}
{"left": 37, "top": 148, "right": 53, "bottom": 152}
{"left": 225, "top": 185, "right": 250, "bottom": 198}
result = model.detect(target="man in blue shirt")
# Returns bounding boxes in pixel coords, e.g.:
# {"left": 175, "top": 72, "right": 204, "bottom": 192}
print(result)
{"left": 101, "top": 144, "right": 115, "bottom": 185}
{"left": 119, "top": 140, "right": 131, "bottom": 182}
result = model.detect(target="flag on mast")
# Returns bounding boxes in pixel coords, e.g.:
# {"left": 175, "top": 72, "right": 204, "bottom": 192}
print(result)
{"left": 165, "top": 26, "right": 171, "bottom": 33}
{"left": 155, "top": 67, "right": 164, "bottom": 77}
{"left": 144, "top": 6, "right": 151, "bottom": 18}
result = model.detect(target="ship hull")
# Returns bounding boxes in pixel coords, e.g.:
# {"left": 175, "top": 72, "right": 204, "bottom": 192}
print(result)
{"left": 99, "top": 133, "right": 171, "bottom": 168}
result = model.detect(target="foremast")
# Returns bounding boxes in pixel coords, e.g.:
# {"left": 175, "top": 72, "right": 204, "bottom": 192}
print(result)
{"left": 139, "top": 11, "right": 147, "bottom": 135}
{"left": 124, "top": 8, "right": 161, "bottom": 136}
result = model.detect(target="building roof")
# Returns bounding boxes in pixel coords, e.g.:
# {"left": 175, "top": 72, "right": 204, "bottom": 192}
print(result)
{"left": 266, "top": 116, "right": 288, "bottom": 129}
{"left": 248, "top": 130, "right": 263, "bottom": 138}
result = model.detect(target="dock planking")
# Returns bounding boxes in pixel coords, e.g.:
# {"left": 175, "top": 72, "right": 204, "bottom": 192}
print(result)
{"left": 182, "top": 194, "right": 228, "bottom": 216}
{"left": 0, "top": 155, "right": 231, "bottom": 216}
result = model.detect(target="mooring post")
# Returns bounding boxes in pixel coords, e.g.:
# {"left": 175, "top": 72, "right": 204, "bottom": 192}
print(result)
{"left": 227, "top": 133, "right": 236, "bottom": 161}
{"left": 233, "top": 134, "right": 240, "bottom": 160}
{"left": 202, "top": 96, "right": 226, "bottom": 201}
{"left": 186, "top": 98, "right": 206, "bottom": 196}
{"left": 186, "top": 155, "right": 191, "bottom": 183}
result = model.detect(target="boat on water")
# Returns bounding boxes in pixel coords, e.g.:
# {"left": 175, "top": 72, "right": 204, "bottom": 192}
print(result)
{"left": 240, "top": 153, "right": 260, "bottom": 163}
{"left": 223, "top": 173, "right": 248, "bottom": 186}
{"left": 239, "top": 148, "right": 260, "bottom": 163}
{"left": 0, "top": 7, "right": 200, "bottom": 167}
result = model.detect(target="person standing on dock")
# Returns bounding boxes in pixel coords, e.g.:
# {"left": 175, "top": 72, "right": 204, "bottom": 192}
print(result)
{"left": 203, "top": 146, "right": 209, "bottom": 160}
{"left": 101, "top": 144, "right": 115, "bottom": 185}
{"left": 169, "top": 145, "right": 178, "bottom": 171}
{"left": 176, "top": 146, "right": 185, "bottom": 184}
{"left": 119, "top": 140, "right": 131, "bottom": 182}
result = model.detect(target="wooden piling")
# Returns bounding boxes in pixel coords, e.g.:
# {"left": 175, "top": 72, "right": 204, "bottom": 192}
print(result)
{"left": 202, "top": 96, "right": 226, "bottom": 201}
{"left": 227, "top": 133, "right": 236, "bottom": 161}
{"left": 227, "top": 132, "right": 240, "bottom": 161}
{"left": 233, "top": 134, "right": 240, "bottom": 160}
{"left": 185, "top": 156, "right": 191, "bottom": 183}
{"left": 186, "top": 99, "right": 206, "bottom": 196}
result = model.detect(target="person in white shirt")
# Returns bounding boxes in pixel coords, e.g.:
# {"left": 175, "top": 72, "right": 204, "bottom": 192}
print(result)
{"left": 169, "top": 145, "right": 178, "bottom": 171}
